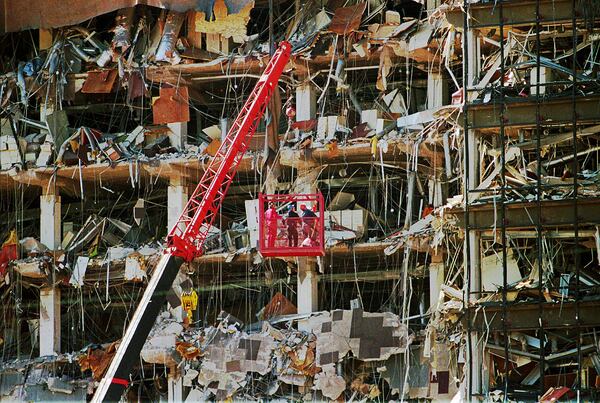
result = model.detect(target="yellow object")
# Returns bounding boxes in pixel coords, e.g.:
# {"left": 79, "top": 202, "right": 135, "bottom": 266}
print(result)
{"left": 3, "top": 229, "right": 17, "bottom": 246}
{"left": 370, "top": 136, "right": 378, "bottom": 156}
{"left": 181, "top": 290, "right": 198, "bottom": 320}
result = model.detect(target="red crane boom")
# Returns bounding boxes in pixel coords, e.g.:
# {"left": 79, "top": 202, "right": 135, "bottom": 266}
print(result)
{"left": 92, "top": 41, "right": 291, "bottom": 402}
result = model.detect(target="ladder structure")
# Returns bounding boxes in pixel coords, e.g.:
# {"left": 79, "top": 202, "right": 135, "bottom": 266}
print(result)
{"left": 92, "top": 41, "right": 292, "bottom": 402}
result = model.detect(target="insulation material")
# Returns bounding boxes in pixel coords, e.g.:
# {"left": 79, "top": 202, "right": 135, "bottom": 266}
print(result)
{"left": 152, "top": 86, "right": 190, "bottom": 125}
{"left": 194, "top": 0, "right": 254, "bottom": 41}
{"left": 329, "top": 2, "right": 367, "bottom": 35}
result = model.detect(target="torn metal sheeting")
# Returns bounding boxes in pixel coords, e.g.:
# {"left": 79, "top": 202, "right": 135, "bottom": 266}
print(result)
{"left": 80, "top": 70, "right": 118, "bottom": 94}
{"left": 329, "top": 2, "right": 367, "bottom": 35}
{"left": 152, "top": 86, "right": 191, "bottom": 124}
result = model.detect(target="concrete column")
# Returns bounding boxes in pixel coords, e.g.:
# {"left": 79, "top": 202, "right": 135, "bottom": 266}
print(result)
{"left": 465, "top": 128, "right": 482, "bottom": 396}
{"left": 167, "top": 177, "right": 188, "bottom": 233}
{"left": 427, "top": 72, "right": 448, "bottom": 109}
{"left": 297, "top": 260, "right": 318, "bottom": 314}
{"left": 39, "top": 187, "right": 61, "bottom": 357}
{"left": 465, "top": 29, "right": 481, "bottom": 102}
{"left": 167, "top": 122, "right": 187, "bottom": 151}
{"left": 39, "top": 287, "right": 61, "bottom": 356}
{"left": 40, "top": 192, "right": 61, "bottom": 250}
{"left": 295, "top": 83, "right": 316, "bottom": 122}
{"left": 297, "top": 258, "right": 318, "bottom": 332}
{"left": 167, "top": 368, "right": 183, "bottom": 403}
{"left": 294, "top": 168, "right": 319, "bottom": 330}
{"left": 429, "top": 258, "right": 444, "bottom": 312}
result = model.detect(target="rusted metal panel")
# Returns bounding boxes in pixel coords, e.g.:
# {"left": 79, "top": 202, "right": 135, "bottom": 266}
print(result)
{"left": 152, "top": 86, "right": 190, "bottom": 124}
{"left": 81, "top": 69, "right": 118, "bottom": 94}
{"left": 329, "top": 2, "right": 366, "bottom": 35}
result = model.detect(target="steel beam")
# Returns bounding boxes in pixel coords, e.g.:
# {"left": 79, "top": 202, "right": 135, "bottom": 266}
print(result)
{"left": 446, "top": 0, "right": 583, "bottom": 29}
{"left": 466, "top": 96, "right": 600, "bottom": 130}
{"left": 467, "top": 299, "right": 600, "bottom": 332}
{"left": 451, "top": 197, "right": 600, "bottom": 229}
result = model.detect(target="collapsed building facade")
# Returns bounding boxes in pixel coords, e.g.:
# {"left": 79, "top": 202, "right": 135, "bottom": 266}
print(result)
{"left": 1, "top": 0, "right": 600, "bottom": 401}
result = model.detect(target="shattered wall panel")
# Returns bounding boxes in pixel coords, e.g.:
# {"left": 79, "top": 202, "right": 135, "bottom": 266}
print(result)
{"left": 309, "top": 309, "right": 412, "bottom": 363}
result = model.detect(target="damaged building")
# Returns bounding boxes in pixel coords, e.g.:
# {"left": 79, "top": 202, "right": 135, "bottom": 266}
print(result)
{"left": 0, "top": 0, "right": 600, "bottom": 401}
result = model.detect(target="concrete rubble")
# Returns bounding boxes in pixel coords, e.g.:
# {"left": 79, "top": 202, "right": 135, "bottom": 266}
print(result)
{"left": 1, "top": 0, "right": 600, "bottom": 401}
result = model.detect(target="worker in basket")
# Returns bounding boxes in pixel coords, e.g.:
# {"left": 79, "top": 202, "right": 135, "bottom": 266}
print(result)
{"left": 285, "top": 204, "right": 299, "bottom": 247}
{"left": 265, "top": 202, "right": 281, "bottom": 248}
{"left": 300, "top": 204, "right": 318, "bottom": 246}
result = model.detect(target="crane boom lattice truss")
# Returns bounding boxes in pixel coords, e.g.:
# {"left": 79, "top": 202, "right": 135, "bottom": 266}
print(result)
{"left": 91, "top": 41, "right": 291, "bottom": 402}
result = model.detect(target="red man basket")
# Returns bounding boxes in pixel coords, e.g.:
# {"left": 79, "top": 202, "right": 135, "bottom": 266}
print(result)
{"left": 258, "top": 193, "right": 325, "bottom": 257}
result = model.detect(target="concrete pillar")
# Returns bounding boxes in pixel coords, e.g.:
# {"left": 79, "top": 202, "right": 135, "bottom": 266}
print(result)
{"left": 167, "top": 177, "right": 188, "bottom": 233}
{"left": 297, "top": 260, "right": 318, "bottom": 314}
{"left": 39, "top": 187, "right": 61, "bottom": 357}
{"left": 465, "top": 128, "right": 482, "bottom": 396}
{"left": 429, "top": 259, "right": 444, "bottom": 312}
{"left": 40, "top": 192, "right": 61, "bottom": 250}
{"left": 294, "top": 168, "right": 319, "bottom": 330}
{"left": 167, "top": 368, "right": 183, "bottom": 403}
{"left": 39, "top": 287, "right": 61, "bottom": 356}
{"left": 427, "top": 72, "right": 448, "bottom": 109}
{"left": 465, "top": 29, "right": 481, "bottom": 102}
{"left": 295, "top": 83, "right": 316, "bottom": 122}
{"left": 167, "top": 122, "right": 187, "bottom": 151}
